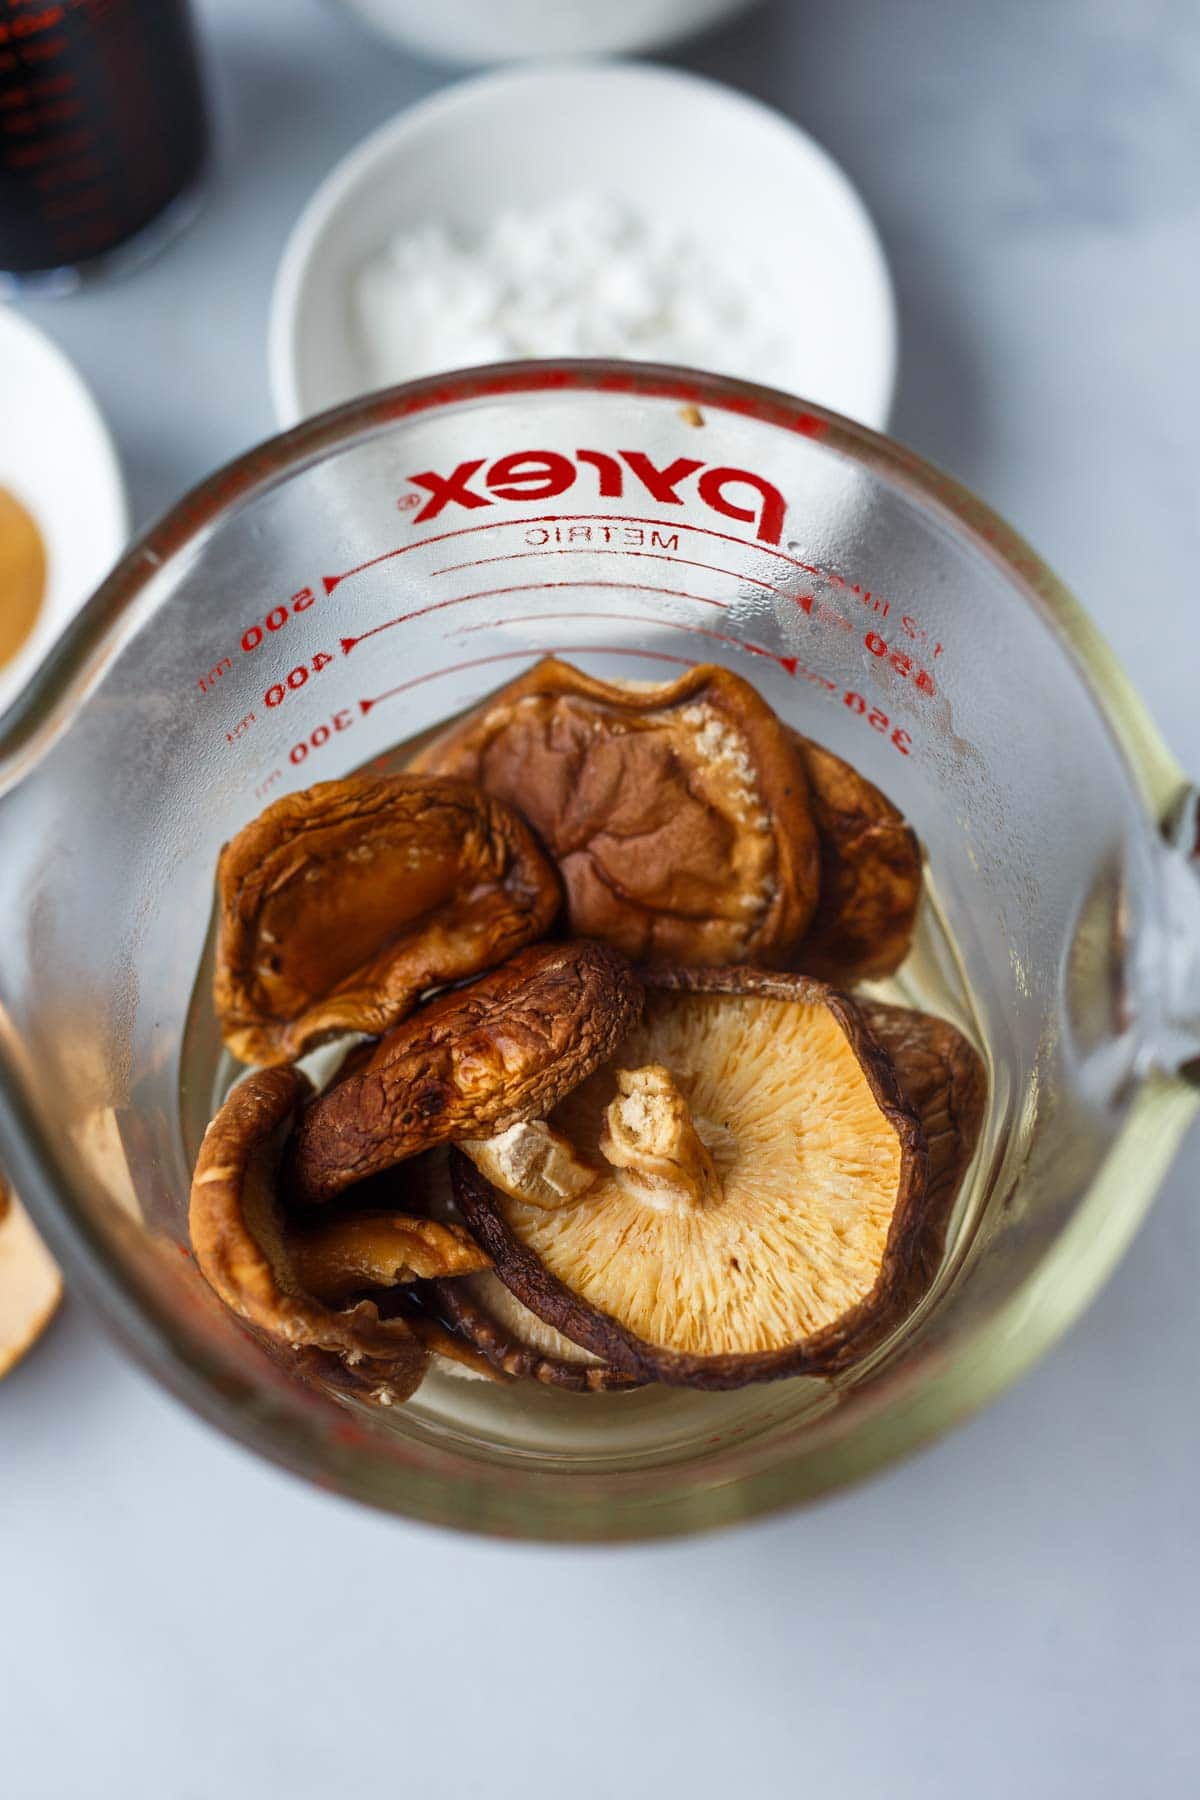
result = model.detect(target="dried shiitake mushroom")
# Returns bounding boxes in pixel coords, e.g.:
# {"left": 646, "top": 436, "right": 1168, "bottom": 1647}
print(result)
{"left": 286, "top": 1212, "right": 489, "bottom": 1305}
{"left": 858, "top": 999, "right": 986, "bottom": 1287}
{"left": 190, "top": 1065, "right": 490, "bottom": 1404}
{"left": 0, "top": 1171, "right": 63, "bottom": 1381}
{"left": 397, "top": 1304, "right": 508, "bottom": 1382}
{"left": 454, "top": 967, "right": 936, "bottom": 1389}
{"left": 410, "top": 658, "right": 820, "bottom": 967}
{"left": 790, "top": 733, "right": 922, "bottom": 981}
{"left": 407, "top": 1148, "right": 639, "bottom": 1392}
{"left": 214, "top": 774, "right": 561, "bottom": 1065}
{"left": 436, "top": 1273, "right": 643, "bottom": 1391}
{"left": 290, "top": 939, "right": 643, "bottom": 1206}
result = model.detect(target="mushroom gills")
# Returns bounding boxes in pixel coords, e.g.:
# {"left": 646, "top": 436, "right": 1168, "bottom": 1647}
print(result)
{"left": 453, "top": 1270, "right": 612, "bottom": 1369}
{"left": 0, "top": 1177, "right": 63, "bottom": 1381}
{"left": 416, "top": 1146, "right": 638, "bottom": 1390}
{"left": 455, "top": 971, "right": 934, "bottom": 1387}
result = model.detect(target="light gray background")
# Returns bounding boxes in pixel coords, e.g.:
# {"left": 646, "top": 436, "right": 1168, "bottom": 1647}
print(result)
{"left": 4, "top": 1, "right": 1199, "bottom": 1794}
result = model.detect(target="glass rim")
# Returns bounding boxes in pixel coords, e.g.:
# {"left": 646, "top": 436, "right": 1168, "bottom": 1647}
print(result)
{"left": 2, "top": 360, "right": 1195, "bottom": 1541}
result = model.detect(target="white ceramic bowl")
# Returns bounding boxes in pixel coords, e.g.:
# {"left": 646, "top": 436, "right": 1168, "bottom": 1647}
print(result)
{"left": 0, "top": 307, "right": 128, "bottom": 718}
{"left": 270, "top": 63, "right": 897, "bottom": 431}
{"left": 335, "top": 0, "right": 758, "bottom": 62}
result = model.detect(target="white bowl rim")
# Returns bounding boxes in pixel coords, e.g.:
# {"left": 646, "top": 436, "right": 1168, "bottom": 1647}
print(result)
{"left": 268, "top": 57, "right": 898, "bottom": 431}
{"left": 0, "top": 305, "right": 129, "bottom": 718}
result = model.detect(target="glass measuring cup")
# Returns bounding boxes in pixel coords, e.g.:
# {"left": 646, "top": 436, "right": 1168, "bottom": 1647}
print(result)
{"left": 1, "top": 362, "right": 1197, "bottom": 1540}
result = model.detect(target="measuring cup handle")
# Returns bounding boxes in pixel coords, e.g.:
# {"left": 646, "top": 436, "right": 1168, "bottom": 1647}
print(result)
{"left": 1164, "top": 787, "right": 1200, "bottom": 1084}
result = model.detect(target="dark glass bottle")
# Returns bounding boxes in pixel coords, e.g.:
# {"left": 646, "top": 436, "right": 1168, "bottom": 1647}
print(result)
{"left": 0, "top": 0, "right": 208, "bottom": 290}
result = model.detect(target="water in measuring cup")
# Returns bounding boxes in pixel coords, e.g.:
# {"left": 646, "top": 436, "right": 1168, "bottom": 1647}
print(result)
{"left": 179, "top": 714, "right": 1000, "bottom": 1472}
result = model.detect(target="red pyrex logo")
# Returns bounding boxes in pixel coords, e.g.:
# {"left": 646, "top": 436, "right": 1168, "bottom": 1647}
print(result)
{"left": 405, "top": 448, "right": 787, "bottom": 545}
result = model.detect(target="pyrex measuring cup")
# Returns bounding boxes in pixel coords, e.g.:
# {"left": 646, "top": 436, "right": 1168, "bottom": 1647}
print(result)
{"left": 1, "top": 363, "right": 1197, "bottom": 1540}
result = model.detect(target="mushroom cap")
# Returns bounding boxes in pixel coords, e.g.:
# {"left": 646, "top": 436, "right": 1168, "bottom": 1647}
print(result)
{"left": 289, "top": 940, "right": 644, "bottom": 1205}
{"left": 189, "top": 1065, "right": 431, "bottom": 1403}
{"left": 0, "top": 1176, "right": 63, "bottom": 1381}
{"left": 454, "top": 967, "right": 933, "bottom": 1389}
{"left": 406, "top": 1148, "right": 640, "bottom": 1392}
{"left": 435, "top": 1272, "right": 644, "bottom": 1392}
{"left": 214, "top": 774, "right": 560, "bottom": 1065}
{"left": 789, "top": 734, "right": 922, "bottom": 981}
{"left": 410, "top": 658, "right": 820, "bottom": 968}
{"left": 857, "top": 998, "right": 987, "bottom": 1292}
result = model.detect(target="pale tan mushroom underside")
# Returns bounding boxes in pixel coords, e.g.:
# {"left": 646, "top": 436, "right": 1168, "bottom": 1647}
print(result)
{"left": 0, "top": 1183, "right": 63, "bottom": 1380}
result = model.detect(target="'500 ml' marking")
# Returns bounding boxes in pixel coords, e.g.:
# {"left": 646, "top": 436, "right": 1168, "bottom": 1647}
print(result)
{"left": 240, "top": 586, "right": 317, "bottom": 652}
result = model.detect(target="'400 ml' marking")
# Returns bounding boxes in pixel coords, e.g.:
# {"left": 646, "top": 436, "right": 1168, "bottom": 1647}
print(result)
{"left": 263, "top": 650, "right": 334, "bottom": 710}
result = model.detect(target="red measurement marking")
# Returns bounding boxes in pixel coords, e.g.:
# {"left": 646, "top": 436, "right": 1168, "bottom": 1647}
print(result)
{"left": 239, "top": 586, "right": 316, "bottom": 655}
{"left": 358, "top": 645, "right": 698, "bottom": 715}
{"left": 342, "top": 577, "right": 934, "bottom": 699}
{"left": 340, "top": 580, "right": 729, "bottom": 655}
{"left": 288, "top": 708, "right": 355, "bottom": 766}
{"left": 319, "top": 511, "right": 919, "bottom": 637}
{"left": 453, "top": 607, "right": 801, "bottom": 676}
{"left": 430, "top": 545, "right": 806, "bottom": 605}
{"left": 192, "top": 588, "right": 322, "bottom": 698}
{"left": 844, "top": 692, "right": 913, "bottom": 755}
{"left": 0, "top": 10, "right": 67, "bottom": 49}
{"left": 326, "top": 512, "right": 809, "bottom": 590}
{"left": 225, "top": 711, "right": 255, "bottom": 746}
{"left": 329, "top": 1419, "right": 371, "bottom": 1450}
{"left": 263, "top": 650, "right": 334, "bottom": 710}
{"left": 355, "top": 639, "right": 916, "bottom": 756}
{"left": 449, "top": 615, "right": 920, "bottom": 755}
{"left": 197, "top": 657, "right": 231, "bottom": 696}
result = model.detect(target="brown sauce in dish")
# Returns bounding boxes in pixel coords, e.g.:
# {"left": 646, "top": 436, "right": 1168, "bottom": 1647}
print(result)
{"left": 0, "top": 486, "right": 45, "bottom": 670}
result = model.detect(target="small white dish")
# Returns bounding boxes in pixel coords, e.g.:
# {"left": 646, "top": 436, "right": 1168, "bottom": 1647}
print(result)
{"left": 334, "top": 0, "right": 758, "bottom": 63}
{"left": 270, "top": 62, "right": 897, "bottom": 432}
{"left": 0, "top": 307, "right": 128, "bottom": 717}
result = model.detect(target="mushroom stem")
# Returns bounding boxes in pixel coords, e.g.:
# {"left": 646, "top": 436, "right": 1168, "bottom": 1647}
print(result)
{"left": 600, "top": 1065, "right": 724, "bottom": 1210}
{"left": 460, "top": 1120, "right": 598, "bottom": 1210}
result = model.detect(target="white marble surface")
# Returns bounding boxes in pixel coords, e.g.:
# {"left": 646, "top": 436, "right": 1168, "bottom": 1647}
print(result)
{"left": 3, "top": 2, "right": 1199, "bottom": 1794}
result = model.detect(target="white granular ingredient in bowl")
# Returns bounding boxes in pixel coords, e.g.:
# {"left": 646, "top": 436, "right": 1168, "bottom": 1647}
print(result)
{"left": 354, "top": 192, "right": 800, "bottom": 387}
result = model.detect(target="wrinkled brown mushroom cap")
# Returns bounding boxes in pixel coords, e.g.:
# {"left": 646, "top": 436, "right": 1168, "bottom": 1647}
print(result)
{"left": 214, "top": 774, "right": 561, "bottom": 1065}
{"left": 0, "top": 1172, "right": 63, "bottom": 1381}
{"left": 189, "top": 1065, "right": 432, "bottom": 1403}
{"left": 289, "top": 940, "right": 644, "bottom": 1206}
{"left": 454, "top": 966, "right": 937, "bottom": 1389}
{"left": 857, "top": 999, "right": 987, "bottom": 1292}
{"left": 789, "top": 734, "right": 922, "bottom": 981}
{"left": 410, "top": 658, "right": 820, "bottom": 968}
